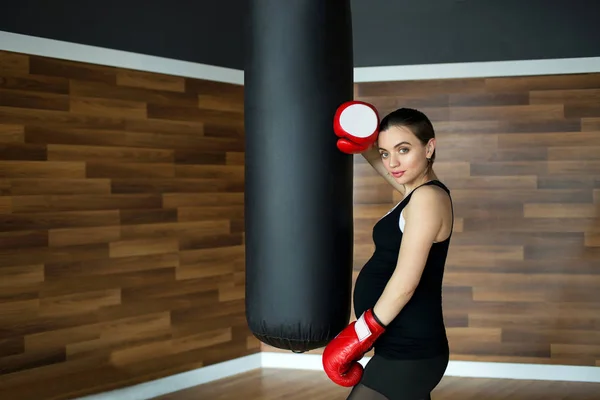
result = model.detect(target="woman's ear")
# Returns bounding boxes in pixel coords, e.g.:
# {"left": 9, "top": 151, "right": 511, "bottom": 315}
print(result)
{"left": 427, "top": 138, "right": 436, "bottom": 157}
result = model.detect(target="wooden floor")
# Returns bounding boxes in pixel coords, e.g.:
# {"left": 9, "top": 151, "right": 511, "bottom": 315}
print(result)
{"left": 153, "top": 368, "right": 600, "bottom": 400}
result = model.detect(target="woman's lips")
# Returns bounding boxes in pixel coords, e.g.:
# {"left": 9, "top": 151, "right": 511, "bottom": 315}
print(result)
{"left": 391, "top": 171, "right": 405, "bottom": 178}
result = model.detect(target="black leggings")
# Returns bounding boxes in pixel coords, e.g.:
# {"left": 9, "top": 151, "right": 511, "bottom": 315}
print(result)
{"left": 346, "top": 351, "right": 449, "bottom": 400}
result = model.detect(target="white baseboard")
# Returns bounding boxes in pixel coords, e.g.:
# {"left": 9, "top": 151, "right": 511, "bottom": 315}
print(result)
{"left": 444, "top": 359, "right": 600, "bottom": 383}
{"left": 2, "top": 30, "right": 600, "bottom": 85}
{"left": 262, "top": 352, "right": 600, "bottom": 384}
{"left": 74, "top": 353, "right": 261, "bottom": 400}
{"left": 73, "top": 351, "right": 600, "bottom": 400}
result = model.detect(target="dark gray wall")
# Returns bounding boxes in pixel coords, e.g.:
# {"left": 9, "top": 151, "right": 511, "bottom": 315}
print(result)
{"left": 1, "top": 0, "right": 599, "bottom": 70}
{"left": 0, "top": 0, "right": 246, "bottom": 70}
{"left": 352, "top": 0, "right": 600, "bottom": 67}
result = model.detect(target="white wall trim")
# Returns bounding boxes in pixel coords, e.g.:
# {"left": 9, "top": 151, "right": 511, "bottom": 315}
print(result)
{"left": 3, "top": 31, "right": 600, "bottom": 85}
{"left": 261, "top": 352, "right": 600, "bottom": 384}
{"left": 73, "top": 351, "right": 600, "bottom": 400}
{"left": 353, "top": 57, "right": 600, "bottom": 82}
{"left": 74, "top": 353, "right": 262, "bottom": 400}
{"left": 0, "top": 30, "right": 244, "bottom": 85}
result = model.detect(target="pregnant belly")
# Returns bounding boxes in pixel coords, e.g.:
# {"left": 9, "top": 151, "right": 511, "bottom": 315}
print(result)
{"left": 353, "top": 266, "right": 392, "bottom": 317}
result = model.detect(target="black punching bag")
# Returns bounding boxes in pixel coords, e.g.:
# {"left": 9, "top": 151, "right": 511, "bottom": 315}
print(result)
{"left": 244, "top": 0, "right": 355, "bottom": 352}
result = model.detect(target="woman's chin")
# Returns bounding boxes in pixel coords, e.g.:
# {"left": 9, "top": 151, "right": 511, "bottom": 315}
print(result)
{"left": 392, "top": 173, "right": 407, "bottom": 183}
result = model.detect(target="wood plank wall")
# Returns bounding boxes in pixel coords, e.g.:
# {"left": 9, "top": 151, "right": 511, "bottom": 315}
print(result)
{"left": 0, "top": 50, "right": 257, "bottom": 400}
{"left": 263, "top": 73, "right": 600, "bottom": 368}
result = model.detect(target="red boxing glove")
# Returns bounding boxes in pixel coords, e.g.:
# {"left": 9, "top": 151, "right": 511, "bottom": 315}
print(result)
{"left": 322, "top": 309, "right": 386, "bottom": 387}
{"left": 333, "top": 101, "right": 380, "bottom": 154}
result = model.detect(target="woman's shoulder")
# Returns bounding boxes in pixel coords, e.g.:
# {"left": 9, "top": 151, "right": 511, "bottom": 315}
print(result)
{"left": 405, "top": 182, "right": 451, "bottom": 214}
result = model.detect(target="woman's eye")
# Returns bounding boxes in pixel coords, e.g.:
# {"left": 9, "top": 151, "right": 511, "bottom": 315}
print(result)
{"left": 380, "top": 152, "right": 388, "bottom": 158}
{"left": 399, "top": 148, "right": 408, "bottom": 154}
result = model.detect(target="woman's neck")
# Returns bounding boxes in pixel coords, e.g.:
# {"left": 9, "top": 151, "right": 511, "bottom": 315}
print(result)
{"left": 404, "top": 170, "right": 437, "bottom": 194}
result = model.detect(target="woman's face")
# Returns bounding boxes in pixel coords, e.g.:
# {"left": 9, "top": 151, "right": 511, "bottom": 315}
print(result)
{"left": 377, "top": 125, "right": 434, "bottom": 185}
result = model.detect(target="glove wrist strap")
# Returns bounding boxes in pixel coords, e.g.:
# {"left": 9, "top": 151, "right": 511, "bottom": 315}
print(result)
{"left": 370, "top": 309, "right": 387, "bottom": 328}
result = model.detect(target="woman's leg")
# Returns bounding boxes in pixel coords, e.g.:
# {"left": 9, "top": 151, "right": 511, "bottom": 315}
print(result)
{"left": 346, "top": 352, "right": 448, "bottom": 400}
{"left": 346, "top": 383, "right": 390, "bottom": 400}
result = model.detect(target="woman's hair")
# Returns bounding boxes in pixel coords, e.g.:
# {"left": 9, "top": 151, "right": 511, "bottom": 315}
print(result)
{"left": 379, "top": 108, "right": 436, "bottom": 164}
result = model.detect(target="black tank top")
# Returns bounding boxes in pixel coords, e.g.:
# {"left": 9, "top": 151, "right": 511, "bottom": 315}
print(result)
{"left": 353, "top": 180, "right": 452, "bottom": 359}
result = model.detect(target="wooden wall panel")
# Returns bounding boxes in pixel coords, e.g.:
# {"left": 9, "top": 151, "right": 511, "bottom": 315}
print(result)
{"left": 0, "top": 50, "right": 256, "bottom": 400}
{"left": 262, "top": 73, "right": 600, "bottom": 368}
{"left": 355, "top": 73, "right": 600, "bottom": 367}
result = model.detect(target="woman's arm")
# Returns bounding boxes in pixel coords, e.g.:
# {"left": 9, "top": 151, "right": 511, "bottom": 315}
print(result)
{"left": 372, "top": 186, "right": 445, "bottom": 325}
{"left": 361, "top": 146, "right": 406, "bottom": 195}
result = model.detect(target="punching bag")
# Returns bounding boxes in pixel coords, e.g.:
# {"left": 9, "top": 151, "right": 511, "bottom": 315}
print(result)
{"left": 244, "top": 0, "right": 355, "bottom": 352}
